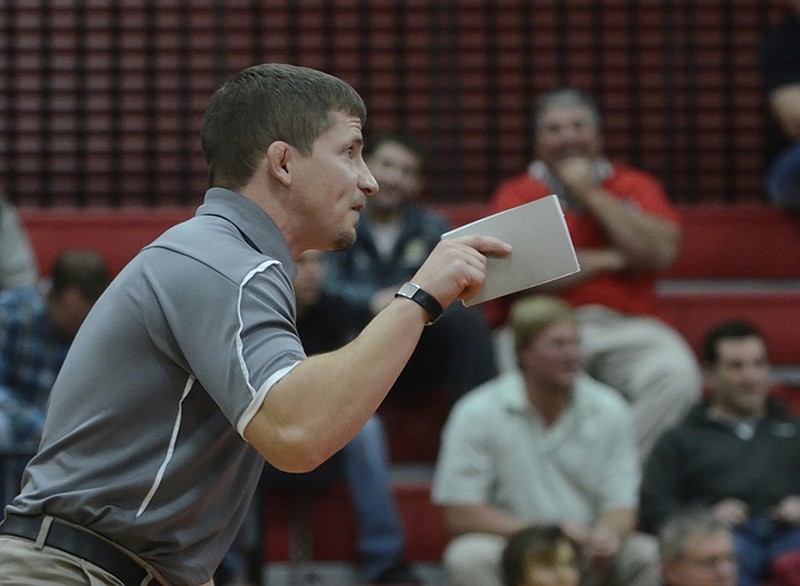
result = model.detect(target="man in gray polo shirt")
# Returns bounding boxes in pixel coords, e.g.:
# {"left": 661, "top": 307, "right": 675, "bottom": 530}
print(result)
{"left": 0, "top": 63, "right": 510, "bottom": 586}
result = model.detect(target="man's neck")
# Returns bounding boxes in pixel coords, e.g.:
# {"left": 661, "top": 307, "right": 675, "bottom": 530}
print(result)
{"left": 525, "top": 379, "right": 573, "bottom": 427}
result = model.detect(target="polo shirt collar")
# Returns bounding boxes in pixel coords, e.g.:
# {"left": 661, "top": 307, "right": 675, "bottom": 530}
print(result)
{"left": 498, "top": 370, "right": 591, "bottom": 418}
{"left": 197, "top": 188, "right": 296, "bottom": 279}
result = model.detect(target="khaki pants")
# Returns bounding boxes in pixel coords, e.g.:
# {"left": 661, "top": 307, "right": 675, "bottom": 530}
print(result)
{"left": 0, "top": 536, "right": 216, "bottom": 586}
{"left": 576, "top": 306, "right": 702, "bottom": 462}
{"left": 0, "top": 535, "right": 127, "bottom": 585}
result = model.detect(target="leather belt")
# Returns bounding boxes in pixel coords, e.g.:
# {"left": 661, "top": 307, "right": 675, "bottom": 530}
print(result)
{"left": 0, "top": 513, "right": 152, "bottom": 586}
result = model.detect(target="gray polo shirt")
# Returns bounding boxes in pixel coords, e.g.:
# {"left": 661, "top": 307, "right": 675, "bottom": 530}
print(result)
{"left": 8, "top": 188, "right": 306, "bottom": 584}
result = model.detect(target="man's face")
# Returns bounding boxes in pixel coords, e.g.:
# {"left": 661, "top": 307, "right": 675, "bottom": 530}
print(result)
{"left": 293, "top": 250, "right": 325, "bottom": 309}
{"left": 707, "top": 335, "right": 771, "bottom": 418}
{"left": 518, "top": 321, "right": 582, "bottom": 389}
{"left": 521, "top": 541, "right": 580, "bottom": 586}
{"left": 288, "top": 111, "right": 378, "bottom": 252}
{"left": 49, "top": 288, "right": 95, "bottom": 340}
{"left": 662, "top": 531, "right": 737, "bottom": 586}
{"left": 365, "top": 140, "right": 421, "bottom": 215}
{"left": 535, "top": 105, "right": 603, "bottom": 169}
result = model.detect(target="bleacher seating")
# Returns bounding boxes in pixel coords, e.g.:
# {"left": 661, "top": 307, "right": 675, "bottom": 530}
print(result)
{"left": 16, "top": 202, "right": 800, "bottom": 570}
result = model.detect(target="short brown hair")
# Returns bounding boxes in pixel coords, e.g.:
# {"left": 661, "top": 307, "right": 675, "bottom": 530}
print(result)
{"left": 201, "top": 63, "right": 367, "bottom": 190}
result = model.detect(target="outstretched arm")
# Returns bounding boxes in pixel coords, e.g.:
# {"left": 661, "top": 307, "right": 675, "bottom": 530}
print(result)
{"left": 244, "top": 235, "right": 511, "bottom": 472}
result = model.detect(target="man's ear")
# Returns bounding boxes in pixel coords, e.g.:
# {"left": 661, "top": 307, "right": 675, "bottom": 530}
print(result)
{"left": 266, "top": 141, "right": 293, "bottom": 188}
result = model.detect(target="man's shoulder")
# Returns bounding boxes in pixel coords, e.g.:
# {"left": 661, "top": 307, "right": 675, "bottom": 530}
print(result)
{"left": 575, "top": 374, "right": 629, "bottom": 410}
{"left": 608, "top": 162, "right": 665, "bottom": 188}
{"left": 651, "top": 404, "right": 709, "bottom": 448}
{"left": 450, "top": 373, "right": 520, "bottom": 419}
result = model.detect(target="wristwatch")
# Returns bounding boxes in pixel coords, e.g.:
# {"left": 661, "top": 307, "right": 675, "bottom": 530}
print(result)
{"left": 394, "top": 282, "right": 443, "bottom": 326}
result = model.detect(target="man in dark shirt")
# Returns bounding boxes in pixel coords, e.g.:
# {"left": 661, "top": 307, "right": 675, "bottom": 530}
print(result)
{"left": 641, "top": 320, "right": 800, "bottom": 586}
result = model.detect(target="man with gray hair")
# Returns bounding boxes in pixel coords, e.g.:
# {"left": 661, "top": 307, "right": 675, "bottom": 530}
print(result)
{"left": 659, "top": 508, "right": 737, "bottom": 586}
{"left": 487, "top": 87, "right": 701, "bottom": 462}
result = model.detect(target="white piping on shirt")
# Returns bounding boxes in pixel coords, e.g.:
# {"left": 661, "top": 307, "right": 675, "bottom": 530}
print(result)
{"left": 136, "top": 374, "right": 196, "bottom": 518}
{"left": 234, "top": 260, "right": 279, "bottom": 400}
{"left": 233, "top": 259, "right": 301, "bottom": 437}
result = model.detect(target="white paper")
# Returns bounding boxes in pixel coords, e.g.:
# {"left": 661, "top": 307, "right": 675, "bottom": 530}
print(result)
{"left": 441, "top": 194, "right": 580, "bottom": 306}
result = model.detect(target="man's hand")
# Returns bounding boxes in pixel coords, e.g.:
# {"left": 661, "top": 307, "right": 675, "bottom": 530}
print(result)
{"left": 586, "top": 525, "right": 622, "bottom": 572}
{"left": 408, "top": 235, "right": 511, "bottom": 309}
{"left": 712, "top": 498, "right": 749, "bottom": 526}
{"left": 555, "top": 156, "right": 598, "bottom": 200}
{"left": 771, "top": 496, "right": 800, "bottom": 524}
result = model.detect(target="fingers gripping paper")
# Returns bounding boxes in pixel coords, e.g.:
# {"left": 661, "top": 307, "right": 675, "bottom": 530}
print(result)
{"left": 441, "top": 194, "right": 580, "bottom": 306}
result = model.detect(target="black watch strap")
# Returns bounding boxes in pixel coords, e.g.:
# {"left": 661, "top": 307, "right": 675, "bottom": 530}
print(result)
{"left": 394, "top": 282, "right": 443, "bottom": 325}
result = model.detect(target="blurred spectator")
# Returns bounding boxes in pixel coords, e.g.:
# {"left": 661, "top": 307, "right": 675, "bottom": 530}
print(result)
{"left": 759, "top": 0, "right": 800, "bottom": 211}
{"left": 323, "top": 130, "right": 497, "bottom": 405}
{"left": 432, "top": 295, "right": 659, "bottom": 586}
{"left": 641, "top": 320, "right": 800, "bottom": 586}
{"left": 0, "top": 249, "right": 108, "bottom": 513}
{"left": 294, "top": 249, "right": 421, "bottom": 584}
{"left": 659, "top": 508, "right": 737, "bottom": 586}
{"left": 0, "top": 197, "right": 38, "bottom": 291}
{"left": 487, "top": 87, "right": 701, "bottom": 461}
{"left": 0, "top": 249, "right": 108, "bottom": 448}
{"left": 501, "top": 525, "right": 582, "bottom": 586}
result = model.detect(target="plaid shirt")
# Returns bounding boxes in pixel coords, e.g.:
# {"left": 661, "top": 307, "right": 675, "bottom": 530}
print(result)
{"left": 0, "top": 286, "right": 70, "bottom": 446}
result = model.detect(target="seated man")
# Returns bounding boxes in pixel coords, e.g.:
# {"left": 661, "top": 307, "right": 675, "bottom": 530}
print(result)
{"left": 659, "top": 508, "right": 737, "bottom": 586}
{"left": 0, "top": 249, "right": 108, "bottom": 510}
{"left": 0, "top": 249, "right": 109, "bottom": 448}
{"left": 641, "top": 320, "right": 800, "bottom": 586}
{"left": 432, "top": 295, "right": 659, "bottom": 586}
{"left": 323, "top": 130, "right": 497, "bottom": 405}
{"left": 487, "top": 88, "right": 701, "bottom": 461}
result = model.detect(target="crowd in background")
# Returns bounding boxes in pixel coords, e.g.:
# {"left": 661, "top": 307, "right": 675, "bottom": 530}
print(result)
{"left": 0, "top": 3, "right": 798, "bottom": 586}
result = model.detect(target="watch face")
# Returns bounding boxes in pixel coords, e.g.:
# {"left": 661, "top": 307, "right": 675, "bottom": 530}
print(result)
{"left": 397, "top": 282, "right": 420, "bottom": 298}
{"left": 394, "top": 282, "right": 441, "bottom": 325}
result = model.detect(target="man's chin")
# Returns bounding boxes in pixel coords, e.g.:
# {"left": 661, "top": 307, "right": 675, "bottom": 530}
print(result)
{"left": 332, "top": 231, "right": 357, "bottom": 252}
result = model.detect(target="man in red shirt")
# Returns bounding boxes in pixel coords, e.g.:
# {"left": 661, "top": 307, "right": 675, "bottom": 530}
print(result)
{"left": 488, "top": 88, "right": 701, "bottom": 460}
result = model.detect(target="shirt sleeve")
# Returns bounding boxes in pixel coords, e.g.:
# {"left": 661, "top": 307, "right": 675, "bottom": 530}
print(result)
{"left": 639, "top": 430, "right": 687, "bottom": 534}
{"left": 593, "top": 396, "right": 642, "bottom": 512}
{"left": 432, "top": 397, "right": 496, "bottom": 505}
{"left": 142, "top": 253, "right": 306, "bottom": 434}
{"left": 608, "top": 165, "right": 680, "bottom": 224}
